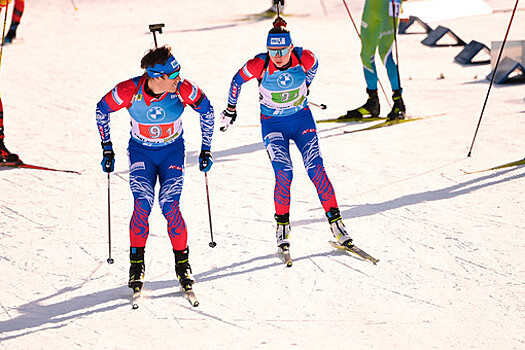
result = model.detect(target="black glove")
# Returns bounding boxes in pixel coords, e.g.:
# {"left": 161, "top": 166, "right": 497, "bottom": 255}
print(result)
{"left": 220, "top": 108, "right": 237, "bottom": 132}
{"left": 101, "top": 141, "right": 115, "bottom": 173}
{"left": 199, "top": 149, "right": 213, "bottom": 172}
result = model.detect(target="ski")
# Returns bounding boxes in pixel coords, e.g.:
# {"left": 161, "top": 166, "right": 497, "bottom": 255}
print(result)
{"left": 329, "top": 241, "right": 379, "bottom": 265}
{"left": 341, "top": 114, "right": 445, "bottom": 134}
{"left": 181, "top": 283, "right": 199, "bottom": 307}
{"left": 278, "top": 245, "right": 293, "bottom": 267}
{"left": 317, "top": 116, "right": 385, "bottom": 124}
{"left": 343, "top": 117, "right": 425, "bottom": 133}
{"left": 0, "top": 161, "right": 82, "bottom": 175}
{"left": 237, "top": 10, "right": 308, "bottom": 22}
{"left": 461, "top": 158, "right": 525, "bottom": 174}
{"left": 131, "top": 286, "right": 142, "bottom": 310}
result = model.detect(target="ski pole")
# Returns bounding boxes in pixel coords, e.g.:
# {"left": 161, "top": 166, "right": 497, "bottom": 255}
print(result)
{"left": 107, "top": 173, "right": 114, "bottom": 264}
{"left": 309, "top": 101, "right": 327, "bottom": 110}
{"left": 70, "top": 0, "right": 78, "bottom": 11}
{"left": 467, "top": 0, "right": 520, "bottom": 157}
{"left": 340, "top": 0, "right": 391, "bottom": 108}
{"left": 204, "top": 172, "right": 216, "bottom": 248}
{"left": 0, "top": 1, "right": 9, "bottom": 70}
{"left": 148, "top": 23, "right": 165, "bottom": 49}
{"left": 390, "top": 0, "right": 402, "bottom": 91}
{"left": 320, "top": 0, "right": 328, "bottom": 17}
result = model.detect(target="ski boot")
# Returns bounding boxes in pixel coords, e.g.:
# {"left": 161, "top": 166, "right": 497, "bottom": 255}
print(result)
{"left": 0, "top": 139, "right": 20, "bottom": 163}
{"left": 4, "top": 23, "right": 19, "bottom": 44}
{"left": 275, "top": 213, "right": 291, "bottom": 250}
{"left": 341, "top": 89, "right": 380, "bottom": 120}
{"left": 128, "top": 247, "right": 145, "bottom": 290}
{"left": 387, "top": 89, "right": 406, "bottom": 120}
{"left": 326, "top": 208, "right": 353, "bottom": 248}
{"left": 174, "top": 247, "right": 195, "bottom": 286}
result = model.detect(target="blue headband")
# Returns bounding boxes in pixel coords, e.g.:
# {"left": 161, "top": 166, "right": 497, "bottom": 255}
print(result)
{"left": 146, "top": 55, "right": 180, "bottom": 78}
{"left": 267, "top": 32, "right": 292, "bottom": 48}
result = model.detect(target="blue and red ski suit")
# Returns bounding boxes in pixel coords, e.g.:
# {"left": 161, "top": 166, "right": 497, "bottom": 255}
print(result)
{"left": 96, "top": 75, "right": 214, "bottom": 250}
{"left": 227, "top": 47, "right": 339, "bottom": 216}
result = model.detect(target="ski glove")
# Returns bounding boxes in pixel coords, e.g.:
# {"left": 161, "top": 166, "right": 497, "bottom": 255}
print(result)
{"left": 199, "top": 149, "right": 213, "bottom": 172}
{"left": 220, "top": 108, "right": 237, "bottom": 132}
{"left": 101, "top": 142, "right": 115, "bottom": 173}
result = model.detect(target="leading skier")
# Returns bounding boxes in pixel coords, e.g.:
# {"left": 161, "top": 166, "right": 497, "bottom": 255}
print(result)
{"left": 95, "top": 45, "right": 214, "bottom": 292}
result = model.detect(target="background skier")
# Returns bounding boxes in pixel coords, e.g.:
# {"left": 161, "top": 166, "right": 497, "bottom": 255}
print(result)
{"left": 343, "top": 0, "right": 406, "bottom": 120}
{"left": 2, "top": 0, "right": 25, "bottom": 44}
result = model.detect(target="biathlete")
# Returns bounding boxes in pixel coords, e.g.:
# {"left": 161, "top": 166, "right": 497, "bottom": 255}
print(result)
{"left": 220, "top": 17, "right": 353, "bottom": 257}
{"left": 1, "top": 0, "right": 25, "bottom": 44}
{"left": 343, "top": 0, "right": 406, "bottom": 120}
{"left": 0, "top": 97, "right": 20, "bottom": 162}
{"left": 0, "top": 0, "right": 26, "bottom": 162}
{"left": 95, "top": 45, "right": 214, "bottom": 292}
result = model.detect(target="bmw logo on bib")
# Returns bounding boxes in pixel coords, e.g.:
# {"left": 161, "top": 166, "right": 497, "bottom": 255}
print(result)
{"left": 147, "top": 106, "right": 166, "bottom": 122}
{"left": 277, "top": 73, "right": 293, "bottom": 88}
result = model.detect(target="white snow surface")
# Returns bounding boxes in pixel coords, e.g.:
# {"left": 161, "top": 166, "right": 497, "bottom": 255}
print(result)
{"left": 1, "top": 0, "right": 525, "bottom": 349}
{"left": 402, "top": 0, "right": 493, "bottom": 23}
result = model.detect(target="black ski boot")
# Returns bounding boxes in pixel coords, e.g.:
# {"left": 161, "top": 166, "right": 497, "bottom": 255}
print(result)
{"left": 387, "top": 90, "right": 406, "bottom": 120}
{"left": 341, "top": 89, "right": 380, "bottom": 120}
{"left": 174, "top": 247, "right": 195, "bottom": 286}
{"left": 0, "top": 139, "right": 20, "bottom": 163}
{"left": 275, "top": 213, "right": 291, "bottom": 250}
{"left": 4, "top": 23, "right": 19, "bottom": 44}
{"left": 128, "top": 247, "right": 145, "bottom": 290}
{"left": 326, "top": 207, "right": 353, "bottom": 248}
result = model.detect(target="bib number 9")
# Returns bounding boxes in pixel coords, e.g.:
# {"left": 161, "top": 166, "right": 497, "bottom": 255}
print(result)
{"left": 149, "top": 125, "right": 162, "bottom": 139}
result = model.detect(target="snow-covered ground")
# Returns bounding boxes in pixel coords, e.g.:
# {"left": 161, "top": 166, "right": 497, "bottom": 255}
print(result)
{"left": 1, "top": 0, "right": 524, "bottom": 349}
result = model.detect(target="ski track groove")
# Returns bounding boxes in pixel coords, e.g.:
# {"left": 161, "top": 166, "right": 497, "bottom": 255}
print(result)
{"left": 327, "top": 255, "right": 371, "bottom": 278}
{"left": 454, "top": 256, "right": 515, "bottom": 280}
{"left": 307, "top": 255, "right": 325, "bottom": 273}
{"left": 0, "top": 304, "right": 13, "bottom": 320}
{"left": 0, "top": 205, "right": 47, "bottom": 227}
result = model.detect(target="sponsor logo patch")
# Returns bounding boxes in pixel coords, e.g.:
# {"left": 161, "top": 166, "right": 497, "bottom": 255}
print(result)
{"left": 146, "top": 106, "right": 166, "bottom": 122}
{"left": 302, "top": 128, "right": 316, "bottom": 135}
{"left": 277, "top": 73, "right": 293, "bottom": 88}
{"left": 270, "top": 37, "right": 286, "bottom": 45}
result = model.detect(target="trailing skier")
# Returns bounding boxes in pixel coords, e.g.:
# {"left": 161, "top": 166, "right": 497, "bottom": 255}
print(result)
{"left": 220, "top": 17, "right": 353, "bottom": 265}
